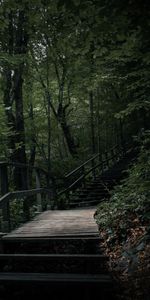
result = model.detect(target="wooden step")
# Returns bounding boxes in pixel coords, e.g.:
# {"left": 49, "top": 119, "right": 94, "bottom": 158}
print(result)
{"left": 0, "top": 253, "right": 108, "bottom": 274}
{"left": 0, "top": 272, "right": 114, "bottom": 300}
{"left": 70, "top": 200, "right": 101, "bottom": 208}
{"left": 76, "top": 191, "right": 108, "bottom": 197}
{"left": 2, "top": 236, "right": 102, "bottom": 254}
{"left": 70, "top": 198, "right": 103, "bottom": 203}
{"left": 0, "top": 272, "right": 112, "bottom": 284}
{"left": 70, "top": 195, "right": 107, "bottom": 203}
{"left": 77, "top": 194, "right": 108, "bottom": 200}
{"left": 73, "top": 189, "right": 108, "bottom": 196}
{"left": 70, "top": 197, "right": 105, "bottom": 203}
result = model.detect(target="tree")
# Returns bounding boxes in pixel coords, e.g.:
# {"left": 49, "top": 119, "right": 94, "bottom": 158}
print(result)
{"left": 0, "top": 0, "right": 149, "bottom": 184}
{"left": 0, "top": 1, "right": 29, "bottom": 190}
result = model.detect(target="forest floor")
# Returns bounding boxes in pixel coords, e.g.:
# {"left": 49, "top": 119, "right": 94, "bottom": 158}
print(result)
{"left": 95, "top": 138, "right": 150, "bottom": 299}
{"left": 97, "top": 214, "right": 150, "bottom": 300}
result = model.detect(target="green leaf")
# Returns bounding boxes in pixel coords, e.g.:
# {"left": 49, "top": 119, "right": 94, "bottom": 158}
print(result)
{"left": 72, "top": 0, "right": 80, "bottom": 6}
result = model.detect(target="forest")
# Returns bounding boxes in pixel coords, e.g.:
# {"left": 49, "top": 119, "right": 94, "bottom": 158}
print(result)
{"left": 0, "top": 0, "right": 150, "bottom": 299}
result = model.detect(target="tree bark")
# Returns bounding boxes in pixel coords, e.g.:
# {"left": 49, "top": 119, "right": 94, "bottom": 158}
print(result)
{"left": 89, "top": 90, "right": 96, "bottom": 155}
{"left": 2, "top": 12, "right": 16, "bottom": 157}
{"left": 96, "top": 87, "right": 101, "bottom": 154}
{"left": 3, "top": 69, "right": 16, "bottom": 154}
{"left": 57, "top": 103, "right": 78, "bottom": 157}
{"left": 28, "top": 102, "right": 36, "bottom": 171}
{"left": 12, "top": 10, "right": 28, "bottom": 191}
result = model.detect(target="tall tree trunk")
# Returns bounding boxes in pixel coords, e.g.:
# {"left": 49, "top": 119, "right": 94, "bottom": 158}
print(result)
{"left": 2, "top": 13, "right": 16, "bottom": 157}
{"left": 46, "top": 92, "right": 51, "bottom": 186}
{"left": 2, "top": 10, "right": 28, "bottom": 190}
{"left": 28, "top": 102, "right": 36, "bottom": 172}
{"left": 119, "top": 118, "right": 125, "bottom": 152}
{"left": 57, "top": 103, "right": 78, "bottom": 157}
{"left": 89, "top": 91, "right": 96, "bottom": 155}
{"left": 3, "top": 69, "right": 16, "bottom": 154}
{"left": 2, "top": 7, "right": 29, "bottom": 219}
{"left": 13, "top": 65, "right": 28, "bottom": 189}
{"left": 45, "top": 92, "right": 57, "bottom": 203}
{"left": 96, "top": 87, "right": 101, "bottom": 154}
{"left": 46, "top": 89, "right": 78, "bottom": 157}
{"left": 12, "top": 10, "right": 28, "bottom": 191}
{"left": 89, "top": 90, "right": 96, "bottom": 178}
{"left": 60, "top": 121, "right": 77, "bottom": 156}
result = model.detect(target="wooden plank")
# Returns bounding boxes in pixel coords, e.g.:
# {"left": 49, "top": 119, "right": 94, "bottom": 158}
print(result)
{"left": 2, "top": 235, "right": 100, "bottom": 241}
{"left": 0, "top": 272, "right": 112, "bottom": 283}
{"left": 0, "top": 254, "right": 107, "bottom": 259}
{"left": 0, "top": 254, "right": 108, "bottom": 274}
{"left": 4, "top": 208, "right": 98, "bottom": 239}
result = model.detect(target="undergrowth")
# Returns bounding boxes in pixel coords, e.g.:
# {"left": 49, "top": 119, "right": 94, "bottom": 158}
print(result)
{"left": 95, "top": 130, "right": 150, "bottom": 300}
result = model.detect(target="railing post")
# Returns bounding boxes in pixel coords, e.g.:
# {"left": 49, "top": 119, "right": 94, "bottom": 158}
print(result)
{"left": 66, "top": 190, "right": 70, "bottom": 208}
{"left": 91, "top": 158, "right": 96, "bottom": 179}
{"left": 105, "top": 152, "right": 109, "bottom": 169}
{"left": 122, "top": 142, "right": 126, "bottom": 156}
{"left": 0, "top": 209, "right": 3, "bottom": 232}
{"left": 0, "top": 163, "right": 10, "bottom": 232}
{"left": 99, "top": 154, "right": 103, "bottom": 174}
{"left": 111, "top": 149, "right": 116, "bottom": 164}
{"left": 35, "top": 169, "right": 42, "bottom": 213}
{"left": 0, "top": 232, "right": 5, "bottom": 253}
{"left": 1, "top": 201, "right": 10, "bottom": 232}
{"left": 0, "top": 163, "right": 8, "bottom": 196}
{"left": 115, "top": 146, "right": 120, "bottom": 161}
{"left": 82, "top": 165, "right": 86, "bottom": 187}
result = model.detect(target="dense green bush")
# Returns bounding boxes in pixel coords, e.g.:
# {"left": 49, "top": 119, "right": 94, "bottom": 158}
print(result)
{"left": 95, "top": 130, "right": 150, "bottom": 235}
{"left": 95, "top": 131, "right": 150, "bottom": 299}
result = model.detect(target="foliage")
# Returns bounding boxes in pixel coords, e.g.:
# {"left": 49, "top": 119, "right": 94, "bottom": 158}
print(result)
{"left": 0, "top": 101, "right": 10, "bottom": 158}
{"left": 0, "top": 0, "right": 149, "bottom": 217}
{"left": 10, "top": 199, "right": 24, "bottom": 229}
{"left": 10, "top": 196, "right": 41, "bottom": 229}
{"left": 95, "top": 130, "right": 150, "bottom": 299}
{"left": 0, "top": 0, "right": 149, "bottom": 169}
{"left": 96, "top": 131, "right": 150, "bottom": 231}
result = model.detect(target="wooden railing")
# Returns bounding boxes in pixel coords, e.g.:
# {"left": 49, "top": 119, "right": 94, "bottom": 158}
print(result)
{"left": 0, "top": 187, "right": 55, "bottom": 233}
{"left": 0, "top": 142, "right": 132, "bottom": 233}
{"left": 58, "top": 144, "right": 127, "bottom": 198}
{"left": 0, "top": 162, "right": 55, "bottom": 233}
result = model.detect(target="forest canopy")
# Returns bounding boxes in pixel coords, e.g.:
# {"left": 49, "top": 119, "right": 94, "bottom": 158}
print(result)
{"left": 0, "top": 0, "right": 149, "bottom": 181}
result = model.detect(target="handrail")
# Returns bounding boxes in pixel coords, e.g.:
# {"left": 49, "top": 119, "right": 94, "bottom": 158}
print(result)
{"left": 59, "top": 143, "right": 126, "bottom": 197}
{"left": 59, "top": 157, "right": 115, "bottom": 196}
{"left": 0, "top": 188, "right": 52, "bottom": 207}
{"left": 0, "top": 160, "right": 56, "bottom": 233}
{"left": 59, "top": 174, "right": 85, "bottom": 196}
{"left": 0, "top": 187, "right": 54, "bottom": 233}
{"left": 0, "top": 193, "right": 11, "bottom": 205}
{"left": 65, "top": 144, "right": 120, "bottom": 180}
{"left": 65, "top": 153, "right": 100, "bottom": 178}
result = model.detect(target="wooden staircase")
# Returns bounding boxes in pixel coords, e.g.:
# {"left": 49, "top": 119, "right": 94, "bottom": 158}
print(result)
{"left": 0, "top": 233, "right": 115, "bottom": 300}
{"left": 0, "top": 142, "right": 137, "bottom": 299}
{"left": 69, "top": 145, "right": 136, "bottom": 208}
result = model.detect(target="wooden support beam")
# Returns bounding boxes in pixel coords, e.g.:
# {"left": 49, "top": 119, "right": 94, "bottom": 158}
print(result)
{"left": 0, "top": 163, "right": 8, "bottom": 196}
{"left": 35, "top": 170, "right": 42, "bottom": 213}
{"left": 1, "top": 201, "right": 10, "bottom": 232}
{"left": 0, "top": 163, "right": 10, "bottom": 232}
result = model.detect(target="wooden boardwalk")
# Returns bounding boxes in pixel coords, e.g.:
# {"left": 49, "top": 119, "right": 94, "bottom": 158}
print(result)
{"left": 4, "top": 207, "right": 98, "bottom": 239}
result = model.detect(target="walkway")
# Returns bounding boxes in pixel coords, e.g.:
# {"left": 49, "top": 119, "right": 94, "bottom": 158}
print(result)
{"left": 4, "top": 207, "right": 98, "bottom": 239}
